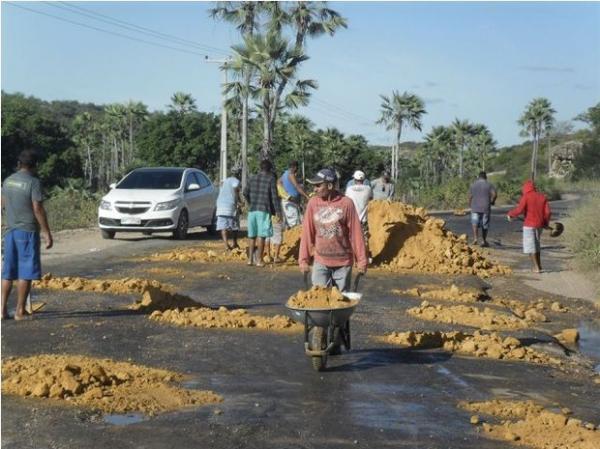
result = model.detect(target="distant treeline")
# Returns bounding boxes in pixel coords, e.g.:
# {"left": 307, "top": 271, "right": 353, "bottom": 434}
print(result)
{"left": 1, "top": 91, "right": 598, "bottom": 198}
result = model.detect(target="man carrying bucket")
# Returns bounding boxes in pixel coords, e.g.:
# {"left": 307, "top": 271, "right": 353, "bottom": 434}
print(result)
{"left": 299, "top": 168, "right": 367, "bottom": 291}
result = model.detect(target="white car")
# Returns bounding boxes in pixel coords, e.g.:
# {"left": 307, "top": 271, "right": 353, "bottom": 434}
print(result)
{"left": 98, "top": 167, "right": 217, "bottom": 240}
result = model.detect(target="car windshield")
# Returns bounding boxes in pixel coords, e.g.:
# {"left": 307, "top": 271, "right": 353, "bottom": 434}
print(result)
{"left": 117, "top": 169, "right": 184, "bottom": 190}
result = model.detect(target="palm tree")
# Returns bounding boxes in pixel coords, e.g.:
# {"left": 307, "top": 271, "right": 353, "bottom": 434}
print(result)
{"left": 450, "top": 118, "right": 476, "bottom": 178}
{"left": 471, "top": 125, "right": 496, "bottom": 172}
{"left": 287, "top": 115, "right": 315, "bottom": 181}
{"left": 169, "top": 92, "right": 197, "bottom": 115}
{"left": 228, "top": 32, "right": 317, "bottom": 159}
{"left": 424, "top": 125, "right": 453, "bottom": 185}
{"left": 376, "top": 91, "right": 426, "bottom": 181}
{"left": 518, "top": 97, "right": 556, "bottom": 180}
{"left": 210, "top": 2, "right": 262, "bottom": 189}
{"left": 124, "top": 100, "right": 148, "bottom": 167}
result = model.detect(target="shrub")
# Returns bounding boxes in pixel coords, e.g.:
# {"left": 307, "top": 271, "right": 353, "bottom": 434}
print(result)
{"left": 564, "top": 194, "right": 600, "bottom": 273}
{"left": 45, "top": 185, "right": 100, "bottom": 232}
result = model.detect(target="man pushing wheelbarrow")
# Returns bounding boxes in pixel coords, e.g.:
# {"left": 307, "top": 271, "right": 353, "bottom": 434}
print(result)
{"left": 292, "top": 168, "right": 367, "bottom": 370}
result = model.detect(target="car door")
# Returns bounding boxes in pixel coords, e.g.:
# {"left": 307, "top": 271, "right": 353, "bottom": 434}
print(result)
{"left": 193, "top": 171, "right": 216, "bottom": 225}
{"left": 183, "top": 171, "right": 202, "bottom": 226}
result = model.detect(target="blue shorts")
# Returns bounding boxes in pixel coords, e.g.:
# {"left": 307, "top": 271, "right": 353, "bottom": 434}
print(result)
{"left": 247, "top": 211, "right": 273, "bottom": 238}
{"left": 470, "top": 212, "right": 490, "bottom": 230}
{"left": 1, "top": 229, "right": 42, "bottom": 280}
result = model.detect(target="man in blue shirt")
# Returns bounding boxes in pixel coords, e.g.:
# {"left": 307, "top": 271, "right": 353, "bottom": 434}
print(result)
{"left": 277, "top": 160, "right": 309, "bottom": 228}
{"left": 2, "top": 150, "right": 53, "bottom": 320}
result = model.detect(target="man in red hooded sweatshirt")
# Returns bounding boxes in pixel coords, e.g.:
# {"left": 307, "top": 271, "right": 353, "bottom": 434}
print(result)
{"left": 507, "top": 180, "right": 552, "bottom": 273}
{"left": 299, "top": 168, "right": 367, "bottom": 291}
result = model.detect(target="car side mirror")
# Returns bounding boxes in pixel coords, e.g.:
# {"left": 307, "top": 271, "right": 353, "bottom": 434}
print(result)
{"left": 187, "top": 183, "right": 201, "bottom": 191}
{"left": 109, "top": 183, "right": 116, "bottom": 189}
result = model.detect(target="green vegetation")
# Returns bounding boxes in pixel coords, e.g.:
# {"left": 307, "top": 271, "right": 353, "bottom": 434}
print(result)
{"left": 564, "top": 194, "right": 600, "bottom": 281}
{"left": 45, "top": 183, "right": 100, "bottom": 231}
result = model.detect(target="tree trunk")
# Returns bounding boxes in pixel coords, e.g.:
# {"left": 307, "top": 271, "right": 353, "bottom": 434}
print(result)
{"left": 459, "top": 144, "right": 464, "bottom": 178}
{"left": 530, "top": 130, "right": 538, "bottom": 180}
{"left": 547, "top": 136, "right": 552, "bottom": 177}
{"left": 241, "top": 92, "right": 249, "bottom": 190}
{"left": 262, "top": 111, "right": 272, "bottom": 161}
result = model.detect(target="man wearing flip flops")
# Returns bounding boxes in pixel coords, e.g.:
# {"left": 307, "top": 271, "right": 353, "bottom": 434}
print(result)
{"left": 244, "top": 159, "right": 283, "bottom": 267}
{"left": 299, "top": 168, "right": 367, "bottom": 291}
{"left": 1, "top": 150, "right": 53, "bottom": 320}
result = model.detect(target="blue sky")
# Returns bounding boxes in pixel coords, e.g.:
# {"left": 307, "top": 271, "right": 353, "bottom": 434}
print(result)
{"left": 2, "top": 1, "right": 599, "bottom": 147}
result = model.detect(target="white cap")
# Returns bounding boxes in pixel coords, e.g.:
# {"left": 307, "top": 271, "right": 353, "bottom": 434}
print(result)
{"left": 353, "top": 170, "right": 365, "bottom": 181}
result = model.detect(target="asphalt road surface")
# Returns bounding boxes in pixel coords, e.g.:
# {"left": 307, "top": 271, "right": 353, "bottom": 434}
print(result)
{"left": 2, "top": 199, "right": 599, "bottom": 449}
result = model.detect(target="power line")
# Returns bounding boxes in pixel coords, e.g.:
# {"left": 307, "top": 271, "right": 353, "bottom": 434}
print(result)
{"left": 53, "top": 1, "right": 231, "bottom": 56}
{"left": 5, "top": 2, "right": 224, "bottom": 59}
{"left": 312, "top": 97, "right": 374, "bottom": 124}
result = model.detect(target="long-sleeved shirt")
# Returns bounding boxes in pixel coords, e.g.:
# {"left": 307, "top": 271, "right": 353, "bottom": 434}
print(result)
{"left": 508, "top": 180, "right": 551, "bottom": 228}
{"left": 243, "top": 171, "right": 282, "bottom": 216}
{"left": 299, "top": 192, "right": 368, "bottom": 270}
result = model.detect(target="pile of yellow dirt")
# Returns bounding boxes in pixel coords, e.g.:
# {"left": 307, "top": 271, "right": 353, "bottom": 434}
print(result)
{"left": 145, "top": 246, "right": 248, "bottom": 263}
{"left": 1, "top": 355, "right": 221, "bottom": 415}
{"left": 460, "top": 399, "right": 599, "bottom": 448}
{"left": 149, "top": 306, "right": 301, "bottom": 332}
{"left": 35, "top": 273, "right": 173, "bottom": 295}
{"left": 286, "top": 286, "right": 357, "bottom": 309}
{"left": 381, "top": 330, "right": 561, "bottom": 365}
{"left": 35, "top": 274, "right": 203, "bottom": 312}
{"left": 394, "top": 283, "right": 488, "bottom": 302}
{"left": 492, "top": 297, "right": 549, "bottom": 323}
{"left": 367, "top": 200, "right": 511, "bottom": 277}
{"left": 144, "top": 226, "right": 303, "bottom": 265}
{"left": 407, "top": 302, "right": 527, "bottom": 330}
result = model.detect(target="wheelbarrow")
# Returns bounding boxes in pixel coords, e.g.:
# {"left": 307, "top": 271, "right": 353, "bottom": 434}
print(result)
{"left": 286, "top": 273, "right": 363, "bottom": 371}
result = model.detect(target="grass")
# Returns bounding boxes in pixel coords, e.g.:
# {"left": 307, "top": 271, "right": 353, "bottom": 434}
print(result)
{"left": 564, "top": 193, "right": 600, "bottom": 291}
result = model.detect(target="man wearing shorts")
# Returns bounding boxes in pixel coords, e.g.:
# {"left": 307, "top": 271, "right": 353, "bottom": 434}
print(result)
{"left": 468, "top": 171, "right": 497, "bottom": 247}
{"left": 299, "top": 168, "right": 367, "bottom": 292}
{"left": 243, "top": 159, "right": 282, "bottom": 267}
{"left": 1, "top": 150, "right": 53, "bottom": 320}
{"left": 215, "top": 168, "right": 242, "bottom": 251}
{"left": 507, "top": 180, "right": 551, "bottom": 273}
{"left": 278, "top": 160, "right": 309, "bottom": 228}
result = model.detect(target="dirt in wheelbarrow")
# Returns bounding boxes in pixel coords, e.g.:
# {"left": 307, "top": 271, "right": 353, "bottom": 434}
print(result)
{"left": 286, "top": 286, "right": 358, "bottom": 310}
{"left": 1, "top": 354, "right": 222, "bottom": 415}
{"left": 459, "top": 399, "right": 600, "bottom": 449}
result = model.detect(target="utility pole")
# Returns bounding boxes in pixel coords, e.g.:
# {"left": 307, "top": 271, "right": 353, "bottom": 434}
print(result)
{"left": 205, "top": 56, "right": 231, "bottom": 184}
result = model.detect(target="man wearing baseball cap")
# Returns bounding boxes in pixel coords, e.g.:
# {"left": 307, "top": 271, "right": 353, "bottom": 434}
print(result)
{"left": 299, "top": 168, "right": 367, "bottom": 292}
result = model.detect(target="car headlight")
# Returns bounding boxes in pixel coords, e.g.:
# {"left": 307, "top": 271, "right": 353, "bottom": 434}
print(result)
{"left": 100, "top": 200, "right": 112, "bottom": 210}
{"left": 154, "top": 199, "right": 181, "bottom": 211}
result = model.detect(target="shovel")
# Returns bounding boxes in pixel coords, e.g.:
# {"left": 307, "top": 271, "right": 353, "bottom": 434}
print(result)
{"left": 509, "top": 217, "right": 564, "bottom": 238}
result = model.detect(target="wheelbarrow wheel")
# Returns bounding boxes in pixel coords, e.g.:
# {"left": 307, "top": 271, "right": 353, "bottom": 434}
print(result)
{"left": 310, "top": 327, "right": 327, "bottom": 371}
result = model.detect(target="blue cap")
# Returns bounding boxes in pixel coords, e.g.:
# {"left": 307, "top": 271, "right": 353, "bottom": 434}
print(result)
{"left": 307, "top": 168, "right": 337, "bottom": 184}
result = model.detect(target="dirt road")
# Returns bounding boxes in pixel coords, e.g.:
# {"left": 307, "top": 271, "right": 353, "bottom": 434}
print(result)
{"left": 2, "top": 199, "right": 599, "bottom": 449}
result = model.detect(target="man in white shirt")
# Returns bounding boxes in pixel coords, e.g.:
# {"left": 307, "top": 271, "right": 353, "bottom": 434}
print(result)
{"left": 344, "top": 170, "right": 373, "bottom": 260}
{"left": 215, "top": 168, "right": 242, "bottom": 250}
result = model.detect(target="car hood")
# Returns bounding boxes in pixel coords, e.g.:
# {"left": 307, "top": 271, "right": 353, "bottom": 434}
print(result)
{"left": 103, "top": 189, "right": 181, "bottom": 203}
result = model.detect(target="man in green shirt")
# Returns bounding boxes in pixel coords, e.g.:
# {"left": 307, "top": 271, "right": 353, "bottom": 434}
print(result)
{"left": 2, "top": 150, "right": 53, "bottom": 320}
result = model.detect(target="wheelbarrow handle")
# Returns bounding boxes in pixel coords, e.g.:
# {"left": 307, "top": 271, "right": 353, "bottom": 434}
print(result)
{"left": 303, "top": 271, "right": 310, "bottom": 290}
{"left": 352, "top": 272, "right": 363, "bottom": 293}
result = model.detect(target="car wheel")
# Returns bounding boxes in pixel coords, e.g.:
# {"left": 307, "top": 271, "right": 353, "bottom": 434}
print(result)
{"left": 101, "top": 229, "right": 115, "bottom": 240}
{"left": 173, "top": 210, "right": 189, "bottom": 240}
